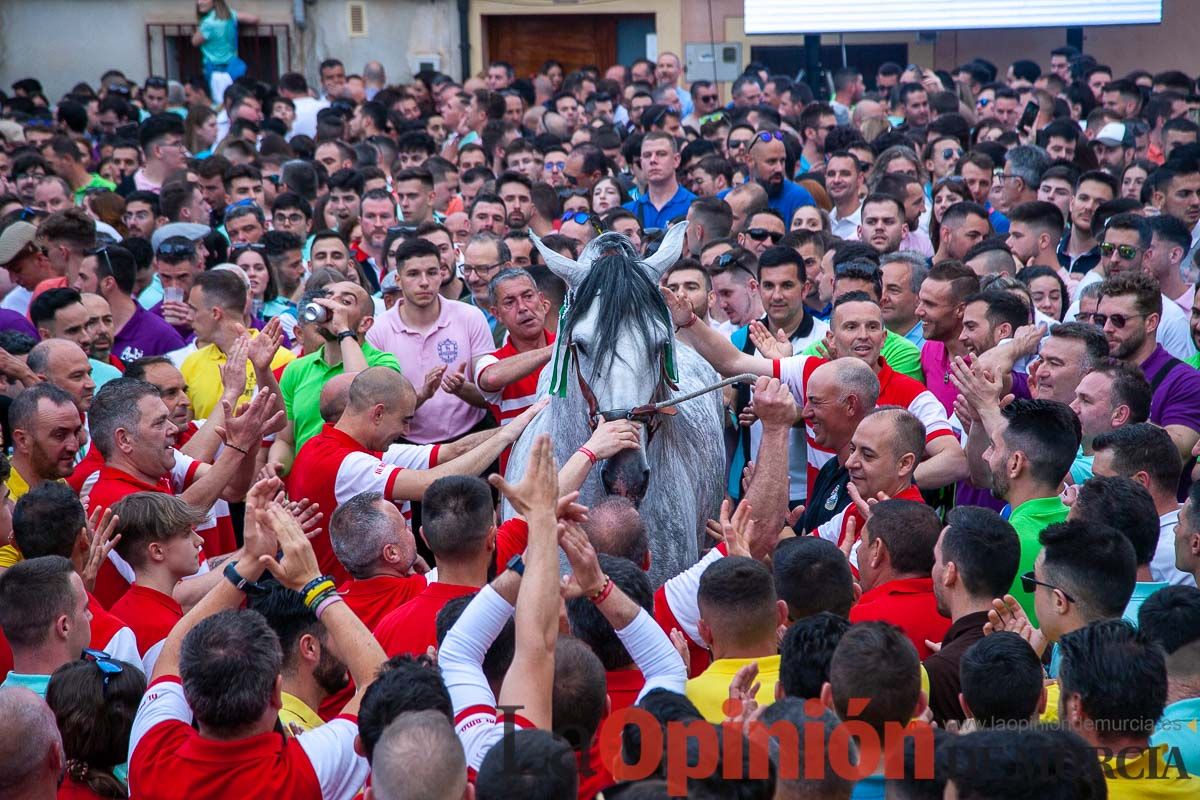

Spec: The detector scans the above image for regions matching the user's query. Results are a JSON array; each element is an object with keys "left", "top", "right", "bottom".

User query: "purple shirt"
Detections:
[
  {"left": 1141, "top": 344, "right": 1200, "bottom": 431},
  {"left": 0, "top": 309, "right": 38, "bottom": 340},
  {"left": 114, "top": 303, "right": 186, "bottom": 364},
  {"left": 366, "top": 298, "right": 496, "bottom": 444}
]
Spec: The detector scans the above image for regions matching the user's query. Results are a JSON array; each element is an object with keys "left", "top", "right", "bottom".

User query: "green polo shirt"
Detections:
[
  {"left": 280, "top": 341, "right": 400, "bottom": 450},
  {"left": 1007, "top": 495, "right": 1070, "bottom": 626},
  {"left": 802, "top": 329, "right": 924, "bottom": 383},
  {"left": 73, "top": 173, "right": 117, "bottom": 204}
]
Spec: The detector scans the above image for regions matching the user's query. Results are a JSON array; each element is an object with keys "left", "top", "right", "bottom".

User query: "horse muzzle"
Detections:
[{"left": 601, "top": 447, "right": 650, "bottom": 506}]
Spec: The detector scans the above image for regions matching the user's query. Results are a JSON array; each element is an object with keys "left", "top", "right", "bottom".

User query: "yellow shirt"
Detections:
[
  {"left": 279, "top": 691, "right": 324, "bottom": 735},
  {"left": 181, "top": 331, "right": 295, "bottom": 420},
  {"left": 0, "top": 469, "right": 54, "bottom": 568},
  {"left": 1102, "top": 744, "right": 1198, "bottom": 798},
  {"left": 686, "top": 654, "right": 781, "bottom": 723}
]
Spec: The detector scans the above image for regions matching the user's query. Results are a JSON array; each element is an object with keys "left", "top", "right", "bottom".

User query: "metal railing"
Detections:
[{"left": 145, "top": 23, "right": 292, "bottom": 84}]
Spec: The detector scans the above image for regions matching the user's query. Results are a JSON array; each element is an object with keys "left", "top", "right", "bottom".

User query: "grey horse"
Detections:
[{"left": 500, "top": 223, "right": 725, "bottom": 586}]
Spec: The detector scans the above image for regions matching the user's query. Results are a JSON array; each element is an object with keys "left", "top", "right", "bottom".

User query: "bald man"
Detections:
[
  {"left": 27, "top": 339, "right": 95, "bottom": 414},
  {"left": 0, "top": 687, "right": 63, "bottom": 800},
  {"left": 583, "top": 496, "right": 650, "bottom": 569},
  {"left": 287, "top": 367, "right": 543, "bottom": 582},
  {"left": 271, "top": 280, "right": 400, "bottom": 477}
]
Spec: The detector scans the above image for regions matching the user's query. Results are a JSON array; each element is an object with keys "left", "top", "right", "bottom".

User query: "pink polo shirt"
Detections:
[{"left": 366, "top": 297, "right": 496, "bottom": 443}]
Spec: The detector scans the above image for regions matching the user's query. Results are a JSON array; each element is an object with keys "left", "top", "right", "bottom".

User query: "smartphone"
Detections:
[{"left": 1017, "top": 101, "right": 1040, "bottom": 134}]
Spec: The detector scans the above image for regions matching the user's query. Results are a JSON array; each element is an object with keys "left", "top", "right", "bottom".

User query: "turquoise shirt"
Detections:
[
  {"left": 90, "top": 357, "right": 123, "bottom": 390},
  {"left": 1152, "top": 697, "right": 1200, "bottom": 778},
  {"left": 138, "top": 273, "right": 164, "bottom": 310},
  {"left": 1123, "top": 581, "right": 1170, "bottom": 627},
  {"left": 1070, "top": 446, "right": 1094, "bottom": 485},
  {"left": 1, "top": 672, "right": 51, "bottom": 697},
  {"left": 198, "top": 10, "right": 239, "bottom": 66}
]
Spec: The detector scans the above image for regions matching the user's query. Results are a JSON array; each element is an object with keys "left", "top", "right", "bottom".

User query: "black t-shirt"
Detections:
[{"left": 802, "top": 456, "right": 850, "bottom": 532}]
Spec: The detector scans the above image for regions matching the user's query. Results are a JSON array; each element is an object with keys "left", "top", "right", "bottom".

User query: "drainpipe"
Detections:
[
  {"left": 457, "top": 0, "right": 470, "bottom": 81},
  {"left": 294, "top": 0, "right": 307, "bottom": 29}
]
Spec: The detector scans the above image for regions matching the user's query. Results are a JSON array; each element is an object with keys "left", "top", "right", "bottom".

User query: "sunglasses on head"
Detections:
[
  {"left": 17, "top": 206, "right": 46, "bottom": 221},
  {"left": 561, "top": 211, "right": 596, "bottom": 226},
  {"left": 1019, "top": 570, "right": 1075, "bottom": 603},
  {"left": 745, "top": 227, "right": 782, "bottom": 243},
  {"left": 1099, "top": 242, "right": 1140, "bottom": 259},
  {"left": 230, "top": 242, "right": 266, "bottom": 255},
  {"left": 157, "top": 241, "right": 197, "bottom": 258},
  {"left": 752, "top": 131, "right": 785, "bottom": 146},
  {"left": 82, "top": 648, "right": 124, "bottom": 696},
  {"left": 713, "top": 252, "right": 756, "bottom": 278},
  {"left": 224, "top": 198, "right": 258, "bottom": 216},
  {"left": 1091, "top": 312, "right": 1144, "bottom": 329},
  {"left": 87, "top": 245, "right": 114, "bottom": 274}
]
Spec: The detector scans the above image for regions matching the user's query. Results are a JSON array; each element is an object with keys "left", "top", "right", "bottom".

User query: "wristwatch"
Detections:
[
  {"left": 336, "top": 330, "right": 357, "bottom": 342},
  {"left": 506, "top": 554, "right": 525, "bottom": 576},
  {"left": 223, "top": 562, "right": 268, "bottom": 596}
]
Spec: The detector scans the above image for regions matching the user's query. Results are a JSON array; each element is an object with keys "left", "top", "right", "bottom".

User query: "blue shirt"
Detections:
[
  {"left": 623, "top": 184, "right": 696, "bottom": 229},
  {"left": 766, "top": 179, "right": 816, "bottom": 229},
  {"left": 900, "top": 321, "right": 926, "bottom": 349},
  {"left": 1, "top": 672, "right": 50, "bottom": 697},
  {"left": 90, "top": 357, "right": 122, "bottom": 390},
  {"left": 1124, "top": 581, "right": 1170, "bottom": 626},
  {"left": 1152, "top": 697, "right": 1200, "bottom": 778},
  {"left": 988, "top": 206, "right": 1009, "bottom": 234}
]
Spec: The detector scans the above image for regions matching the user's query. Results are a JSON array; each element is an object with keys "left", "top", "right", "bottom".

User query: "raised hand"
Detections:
[
  {"left": 658, "top": 285, "right": 694, "bottom": 327},
  {"left": 256, "top": 504, "right": 322, "bottom": 589},
  {"left": 220, "top": 335, "right": 251, "bottom": 404},
  {"left": 440, "top": 362, "right": 468, "bottom": 396},
  {"left": 749, "top": 377, "right": 797, "bottom": 430},
  {"left": 489, "top": 433, "right": 558, "bottom": 518},
  {"left": 839, "top": 514, "right": 861, "bottom": 561},
  {"left": 80, "top": 507, "right": 120, "bottom": 593},
  {"left": 416, "top": 365, "right": 447, "bottom": 406},
  {"left": 718, "top": 497, "right": 755, "bottom": 559},
  {"left": 558, "top": 519, "right": 606, "bottom": 599},
  {"left": 748, "top": 320, "right": 793, "bottom": 360},
  {"left": 247, "top": 318, "right": 284, "bottom": 374},
  {"left": 983, "top": 594, "right": 1047, "bottom": 657}
]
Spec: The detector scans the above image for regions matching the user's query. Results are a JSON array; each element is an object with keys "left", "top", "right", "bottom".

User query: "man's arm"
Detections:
[
  {"left": 1165, "top": 425, "right": 1200, "bottom": 464},
  {"left": 185, "top": 390, "right": 286, "bottom": 504},
  {"left": 659, "top": 286, "right": 771, "bottom": 378},
  {"left": 182, "top": 340, "right": 251, "bottom": 462},
  {"left": 476, "top": 346, "right": 553, "bottom": 394},
  {"left": 560, "top": 521, "right": 687, "bottom": 699},
  {"left": 491, "top": 434, "right": 560, "bottom": 730},
  {"left": 741, "top": 377, "right": 794, "bottom": 556},
  {"left": 266, "top": 418, "right": 296, "bottom": 478},
  {"left": 431, "top": 427, "right": 502, "bottom": 465},
  {"left": 388, "top": 398, "right": 546, "bottom": 501},
  {"left": 312, "top": 297, "right": 369, "bottom": 374},
  {"left": 257, "top": 505, "right": 387, "bottom": 718},
  {"left": 914, "top": 436, "right": 969, "bottom": 489},
  {"left": 557, "top": 420, "right": 642, "bottom": 495}
]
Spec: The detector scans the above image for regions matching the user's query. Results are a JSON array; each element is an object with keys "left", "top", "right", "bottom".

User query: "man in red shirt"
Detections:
[
  {"left": 109, "top": 493, "right": 208, "bottom": 675},
  {"left": 128, "top": 504, "right": 387, "bottom": 800},
  {"left": 849, "top": 497, "right": 951, "bottom": 660},
  {"left": 84, "top": 377, "right": 283, "bottom": 607},
  {"left": 287, "top": 366, "right": 541, "bottom": 584},
  {"left": 476, "top": 268, "right": 554, "bottom": 430}
]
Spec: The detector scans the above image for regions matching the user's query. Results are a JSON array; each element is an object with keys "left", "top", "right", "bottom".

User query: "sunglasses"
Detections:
[
  {"left": 224, "top": 198, "right": 259, "bottom": 216},
  {"left": 751, "top": 131, "right": 785, "bottom": 147},
  {"left": 561, "top": 211, "right": 595, "bottom": 226},
  {"left": 87, "top": 245, "right": 115, "bottom": 274},
  {"left": 82, "top": 648, "right": 124, "bottom": 696},
  {"left": 643, "top": 106, "right": 671, "bottom": 129},
  {"left": 1092, "top": 312, "right": 1145, "bottom": 329},
  {"left": 1099, "top": 242, "right": 1140, "bottom": 259},
  {"left": 697, "top": 94, "right": 719, "bottom": 103},
  {"left": 157, "top": 241, "right": 197, "bottom": 257},
  {"left": 745, "top": 227, "right": 782, "bottom": 244},
  {"left": 1019, "top": 570, "right": 1076, "bottom": 603},
  {"left": 941, "top": 148, "right": 964, "bottom": 160},
  {"left": 544, "top": 161, "right": 566, "bottom": 172},
  {"left": 712, "top": 252, "right": 756, "bottom": 278}
]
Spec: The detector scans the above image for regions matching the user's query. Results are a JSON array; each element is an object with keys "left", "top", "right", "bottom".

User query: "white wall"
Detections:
[{"left": 0, "top": 0, "right": 458, "bottom": 101}]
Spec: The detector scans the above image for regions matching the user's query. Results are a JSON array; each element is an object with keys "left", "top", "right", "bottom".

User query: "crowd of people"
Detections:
[{"left": 1, "top": 14, "right": 1200, "bottom": 797}]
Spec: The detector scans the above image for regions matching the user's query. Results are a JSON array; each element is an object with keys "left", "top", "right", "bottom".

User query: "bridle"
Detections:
[{"left": 569, "top": 341, "right": 679, "bottom": 437}]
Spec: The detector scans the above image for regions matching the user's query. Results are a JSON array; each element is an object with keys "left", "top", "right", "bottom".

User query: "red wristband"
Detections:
[
  {"left": 676, "top": 312, "right": 699, "bottom": 332},
  {"left": 590, "top": 576, "right": 614, "bottom": 604},
  {"left": 577, "top": 446, "right": 598, "bottom": 465}
]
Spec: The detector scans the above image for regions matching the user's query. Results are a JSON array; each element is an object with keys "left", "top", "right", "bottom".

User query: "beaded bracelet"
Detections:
[{"left": 589, "top": 576, "right": 614, "bottom": 605}]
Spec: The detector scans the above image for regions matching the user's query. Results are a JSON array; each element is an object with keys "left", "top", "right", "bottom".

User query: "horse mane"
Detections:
[{"left": 563, "top": 233, "right": 671, "bottom": 381}]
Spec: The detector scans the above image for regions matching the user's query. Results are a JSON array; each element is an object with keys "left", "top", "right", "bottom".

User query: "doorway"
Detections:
[{"left": 484, "top": 14, "right": 655, "bottom": 79}]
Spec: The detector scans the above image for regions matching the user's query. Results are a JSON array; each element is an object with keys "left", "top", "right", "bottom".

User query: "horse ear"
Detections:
[
  {"left": 641, "top": 221, "right": 689, "bottom": 280},
  {"left": 529, "top": 230, "right": 589, "bottom": 288}
]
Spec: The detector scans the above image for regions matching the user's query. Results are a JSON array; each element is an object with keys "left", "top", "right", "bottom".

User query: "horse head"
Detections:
[{"left": 530, "top": 223, "right": 689, "bottom": 504}]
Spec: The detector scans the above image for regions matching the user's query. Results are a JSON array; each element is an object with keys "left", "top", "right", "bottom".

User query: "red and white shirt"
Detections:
[
  {"left": 773, "top": 356, "right": 956, "bottom": 496},
  {"left": 287, "top": 424, "right": 438, "bottom": 584},
  {"left": 477, "top": 331, "right": 553, "bottom": 471},
  {"left": 109, "top": 585, "right": 183, "bottom": 676},
  {"left": 812, "top": 483, "right": 927, "bottom": 574},
  {"left": 129, "top": 676, "right": 367, "bottom": 800},
  {"left": 82, "top": 454, "right": 211, "bottom": 609}
]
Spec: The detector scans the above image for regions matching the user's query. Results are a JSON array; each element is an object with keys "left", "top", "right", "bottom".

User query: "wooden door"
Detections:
[{"left": 484, "top": 14, "right": 620, "bottom": 80}]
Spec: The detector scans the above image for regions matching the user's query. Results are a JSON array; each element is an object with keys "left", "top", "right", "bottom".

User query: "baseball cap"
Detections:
[
  {"left": 0, "top": 221, "right": 39, "bottom": 267},
  {"left": 1095, "top": 122, "right": 1133, "bottom": 148},
  {"left": 150, "top": 222, "right": 210, "bottom": 252},
  {"left": 381, "top": 270, "right": 400, "bottom": 293}
]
